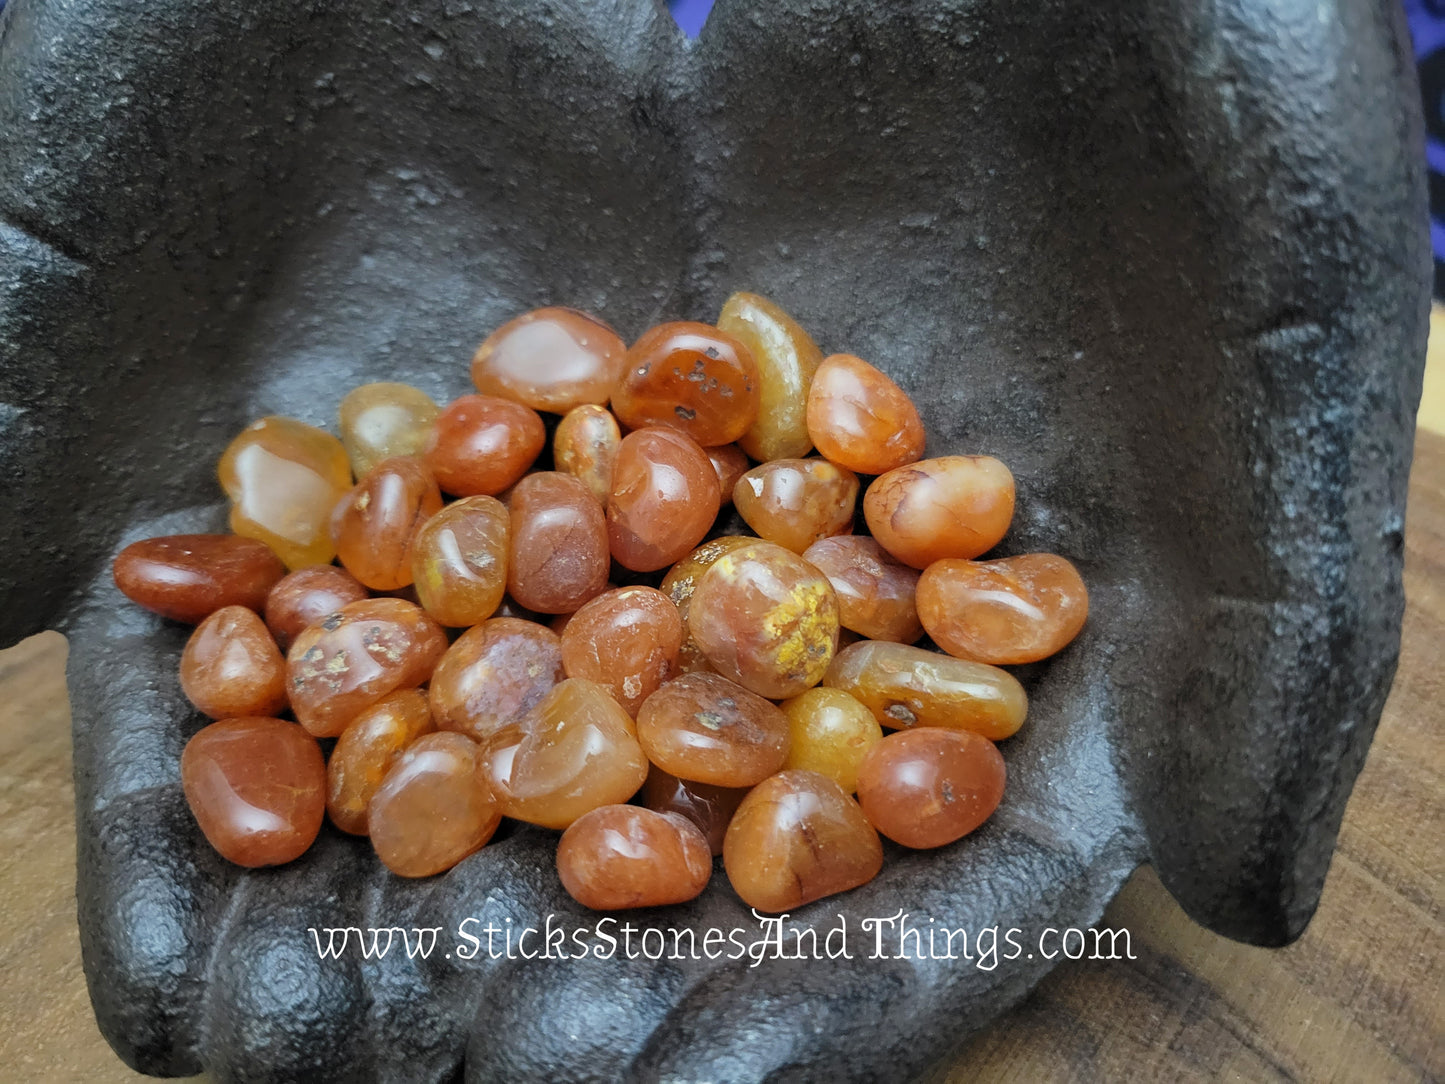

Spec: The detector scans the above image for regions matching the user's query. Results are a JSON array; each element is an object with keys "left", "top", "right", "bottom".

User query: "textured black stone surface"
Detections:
[{"left": 0, "top": 0, "right": 1429, "bottom": 1080}]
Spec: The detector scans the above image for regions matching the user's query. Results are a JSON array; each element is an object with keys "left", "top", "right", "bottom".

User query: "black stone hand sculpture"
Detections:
[{"left": 0, "top": 0, "right": 1428, "bottom": 1080}]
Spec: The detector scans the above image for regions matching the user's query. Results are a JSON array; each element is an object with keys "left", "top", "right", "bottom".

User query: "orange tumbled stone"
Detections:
[
  {"left": 409, "top": 495, "right": 510, "bottom": 627},
  {"left": 801, "top": 536, "right": 923, "bottom": 644},
  {"left": 636, "top": 672, "right": 790, "bottom": 788},
  {"left": 326, "top": 689, "right": 436, "bottom": 835},
  {"left": 805, "top": 354, "right": 925, "bottom": 474},
  {"left": 553, "top": 404, "right": 621, "bottom": 505},
  {"left": 780, "top": 686, "right": 883, "bottom": 794},
  {"left": 263, "top": 565, "right": 369, "bottom": 651},
  {"left": 560, "top": 586, "right": 683, "bottom": 715},
  {"left": 823, "top": 640, "right": 1027, "bottom": 741},
  {"left": 723, "top": 769, "right": 883, "bottom": 913},
  {"left": 484, "top": 679, "right": 649, "bottom": 829},
  {"left": 856, "top": 728, "right": 1006, "bottom": 848},
  {"left": 717, "top": 291, "right": 823, "bottom": 462},
  {"left": 423, "top": 394, "right": 545, "bottom": 496},
  {"left": 506, "top": 472, "right": 610, "bottom": 614},
  {"left": 286, "top": 598, "right": 447, "bottom": 737},
  {"left": 179, "top": 605, "right": 288, "bottom": 719},
  {"left": 557, "top": 806, "right": 712, "bottom": 910},
  {"left": 113, "top": 534, "right": 285, "bottom": 625},
  {"left": 863, "top": 455, "right": 1015, "bottom": 569},
  {"left": 338, "top": 382, "right": 439, "bottom": 479},
  {"left": 916, "top": 554, "right": 1089, "bottom": 665},
  {"left": 706, "top": 443, "right": 751, "bottom": 506},
  {"left": 688, "top": 541, "right": 840, "bottom": 699},
  {"left": 732, "top": 457, "right": 858, "bottom": 553},
  {"left": 606, "top": 427, "right": 720, "bottom": 572},
  {"left": 659, "top": 535, "right": 755, "bottom": 674},
  {"left": 428, "top": 618, "right": 565, "bottom": 742},
  {"left": 219, "top": 416, "right": 354, "bottom": 570},
  {"left": 471, "top": 307, "right": 627, "bottom": 413},
  {"left": 181, "top": 717, "right": 325, "bottom": 867},
  {"left": 640, "top": 765, "right": 748, "bottom": 855},
  {"left": 612, "top": 321, "right": 760, "bottom": 446},
  {"left": 368, "top": 731, "right": 501, "bottom": 877},
  {"left": 330, "top": 456, "right": 442, "bottom": 591}
]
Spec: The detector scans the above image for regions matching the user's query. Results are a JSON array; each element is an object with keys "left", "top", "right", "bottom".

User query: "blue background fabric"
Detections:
[{"left": 1406, "top": 0, "right": 1445, "bottom": 293}]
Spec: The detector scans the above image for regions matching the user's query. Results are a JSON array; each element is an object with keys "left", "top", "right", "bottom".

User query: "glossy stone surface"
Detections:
[
  {"left": 553, "top": 404, "right": 621, "bottom": 505},
  {"left": 606, "top": 427, "right": 721, "bottom": 572},
  {"left": 557, "top": 805, "right": 712, "bottom": 910},
  {"left": 560, "top": 586, "right": 683, "bottom": 715},
  {"left": 917, "top": 554, "right": 1090, "bottom": 665},
  {"left": 338, "top": 382, "right": 440, "bottom": 480},
  {"left": 824, "top": 640, "right": 1027, "bottom": 741},
  {"left": 864, "top": 455, "right": 1016, "bottom": 569},
  {"left": 423, "top": 394, "right": 546, "bottom": 497},
  {"left": 732, "top": 457, "right": 858, "bottom": 553},
  {"left": 780, "top": 687, "right": 883, "bottom": 793},
  {"left": 112, "top": 534, "right": 285, "bottom": 624},
  {"left": 484, "top": 678, "right": 649, "bottom": 829},
  {"left": 612, "top": 321, "right": 760, "bottom": 446},
  {"left": 805, "top": 353, "right": 926, "bottom": 475},
  {"left": 180, "top": 717, "right": 325, "bottom": 868},
  {"left": 688, "top": 540, "right": 840, "bottom": 699},
  {"left": 706, "top": 443, "right": 750, "bottom": 505},
  {"left": 368, "top": 731, "right": 500, "bottom": 878},
  {"left": 856, "top": 728, "right": 1006, "bottom": 849},
  {"left": 218, "top": 416, "right": 354, "bottom": 570},
  {"left": 506, "top": 471, "right": 610, "bottom": 614},
  {"left": 802, "top": 535, "right": 923, "bottom": 644},
  {"left": 428, "top": 618, "right": 565, "bottom": 743},
  {"left": 717, "top": 290, "right": 824, "bottom": 462},
  {"left": 409, "top": 495, "right": 510, "bottom": 628},
  {"left": 636, "top": 671, "right": 790, "bottom": 788},
  {"left": 286, "top": 598, "right": 447, "bottom": 738},
  {"left": 262, "top": 565, "right": 369, "bottom": 652},
  {"left": 723, "top": 769, "right": 883, "bottom": 913},
  {"left": 640, "top": 765, "right": 748, "bottom": 856},
  {"left": 326, "top": 689, "right": 435, "bottom": 836},
  {"left": 330, "top": 456, "right": 442, "bottom": 591},
  {"left": 471, "top": 306, "right": 626, "bottom": 413},
  {"left": 178, "top": 605, "right": 288, "bottom": 719},
  {"left": 660, "top": 535, "right": 756, "bottom": 674}
]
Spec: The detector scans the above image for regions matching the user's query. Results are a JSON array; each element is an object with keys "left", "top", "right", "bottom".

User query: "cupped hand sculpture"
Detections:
[{"left": 0, "top": 0, "right": 1428, "bottom": 1080}]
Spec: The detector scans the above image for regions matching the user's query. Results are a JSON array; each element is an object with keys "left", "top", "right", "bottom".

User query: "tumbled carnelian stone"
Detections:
[
  {"left": 636, "top": 671, "right": 790, "bottom": 788},
  {"left": 409, "top": 495, "right": 509, "bottom": 628},
  {"left": 557, "top": 805, "right": 712, "bottom": 910},
  {"left": 338, "top": 382, "right": 440, "bottom": 480},
  {"left": 640, "top": 765, "right": 748, "bottom": 855},
  {"left": 484, "top": 678, "right": 649, "bottom": 829},
  {"left": 855, "top": 728, "right": 1006, "bottom": 848},
  {"left": 780, "top": 686, "right": 883, "bottom": 794},
  {"left": 723, "top": 769, "right": 883, "bottom": 913},
  {"left": 368, "top": 731, "right": 501, "bottom": 877},
  {"left": 560, "top": 586, "right": 683, "bottom": 715},
  {"left": 805, "top": 354, "right": 926, "bottom": 475},
  {"left": 660, "top": 535, "right": 756, "bottom": 674},
  {"left": 181, "top": 717, "right": 325, "bottom": 867},
  {"left": 428, "top": 617, "right": 565, "bottom": 742},
  {"left": 688, "top": 540, "right": 840, "bottom": 699},
  {"left": 717, "top": 291, "right": 824, "bottom": 462},
  {"left": 863, "top": 455, "right": 1015, "bottom": 569},
  {"left": 612, "top": 321, "right": 761, "bottom": 447},
  {"left": 706, "top": 443, "right": 750, "bottom": 506},
  {"left": 553, "top": 404, "right": 621, "bottom": 505},
  {"left": 330, "top": 456, "right": 442, "bottom": 591},
  {"left": 286, "top": 598, "right": 447, "bottom": 738},
  {"left": 607, "top": 427, "right": 721, "bottom": 572},
  {"left": 423, "top": 394, "right": 545, "bottom": 496},
  {"left": 113, "top": 534, "right": 285, "bottom": 624},
  {"left": 732, "top": 458, "right": 858, "bottom": 554},
  {"left": 916, "top": 553, "right": 1089, "bottom": 665},
  {"left": 471, "top": 307, "right": 627, "bottom": 414},
  {"left": 506, "top": 471, "right": 610, "bottom": 614},
  {"left": 263, "top": 565, "right": 370, "bottom": 651},
  {"left": 326, "top": 688, "right": 436, "bottom": 835},
  {"left": 179, "top": 605, "right": 288, "bottom": 719},
  {"left": 823, "top": 640, "right": 1027, "bottom": 741},
  {"left": 801, "top": 536, "right": 923, "bottom": 644},
  {"left": 219, "top": 416, "right": 354, "bottom": 570}
]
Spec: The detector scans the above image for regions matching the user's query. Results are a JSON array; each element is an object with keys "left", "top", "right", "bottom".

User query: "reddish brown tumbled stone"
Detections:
[
  {"left": 855, "top": 728, "right": 1006, "bottom": 848},
  {"left": 263, "top": 565, "right": 370, "bottom": 652},
  {"left": 635, "top": 672, "right": 790, "bottom": 788},
  {"left": 706, "top": 443, "right": 751, "bottom": 506},
  {"left": 640, "top": 765, "right": 748, "bottom": 856},
  {"left": 732, "top": 457, "right": 858, "bottom": 553},
  {"left": 113, "top": 534, "right": 285, "bottom": 624},
  {"left": 606, "top": 427, "right": 721, "bottom": 572},
  {"left": 506, "top": 472, "right": 610, "bottom": 614},
  {"left": 326, "top": 689, "right": 436, "bottom": 835},
  {"left": 329, "top": 456, "right": 442, "bottom": 591},
  {"left": 559, "top": 586, "right": 683, "bottom": 715},
  {"left": 801, "top": 536, "right": 923, "bottom": 644},
  {"left": 805, "top": 353, "right": 925, "bottom": 475},
  {"left": 179, "top": 605, "right": 288, "bottom": 719},
  {"left": 428, "top": 618, "right": 565, "bottom": 742},
  {"left": 557, "top": 806, "right": 712, "bottom": 910},
  {"left": 612, "top": 321, "right": 761, "bottom": 446},
  {"left": 471, "top": 307, "right": 627, "bottom": 414},
  {"left": 553, "top": 404, "right": 621, "bottom": 505},
  {"left": 863, "top": 455, "right": 1015, "bottom": 569},
  {"left": 409, "top": 495, "right": 510, "bottom": 628},
  {"left": 423, "top": 394, "right": 546, "bottom": 497}
]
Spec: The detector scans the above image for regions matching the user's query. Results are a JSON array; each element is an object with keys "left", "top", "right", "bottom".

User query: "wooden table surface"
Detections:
[{"left": 2, "top": 328, "right": 1441, "bottom": 1084}]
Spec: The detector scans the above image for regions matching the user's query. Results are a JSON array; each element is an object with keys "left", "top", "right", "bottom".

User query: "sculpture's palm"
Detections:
[{"left": 0, "top": 0, "right": 1426, "bottom": 1079}]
